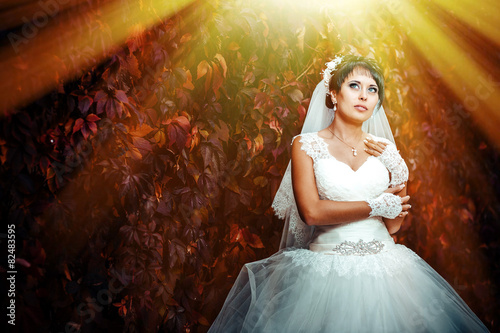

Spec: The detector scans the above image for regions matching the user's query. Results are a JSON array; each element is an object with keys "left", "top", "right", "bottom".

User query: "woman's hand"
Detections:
[
  {"left": 366, "top": 184, "right": 410, "bottom": 219},
  {"left": 384, "top": 184, "right": 410, "bottom": 218},
  {"left": 379, "top": 183, "right": 410, "bottom": 234},
  {"left": 363, "top": 136, "right": 388, "bottom": 157}
]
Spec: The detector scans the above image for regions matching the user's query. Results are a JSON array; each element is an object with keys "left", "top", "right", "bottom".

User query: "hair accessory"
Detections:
[{"left": 322, "top": 55, "right": 344, "bottom": 89}]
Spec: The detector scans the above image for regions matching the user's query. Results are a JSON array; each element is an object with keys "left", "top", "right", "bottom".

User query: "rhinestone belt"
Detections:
[{"left": 330, "top": 239, "right": 385, "bottom": 256}]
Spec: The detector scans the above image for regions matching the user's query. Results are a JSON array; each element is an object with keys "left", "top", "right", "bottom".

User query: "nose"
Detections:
[{"left": 359, "top": 90, "right": 367, "bottom": 101}]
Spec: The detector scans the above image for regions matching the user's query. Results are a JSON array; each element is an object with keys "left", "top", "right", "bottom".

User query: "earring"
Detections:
[{"left": 330, "top": 94, "right": 337, "bottom": 111}]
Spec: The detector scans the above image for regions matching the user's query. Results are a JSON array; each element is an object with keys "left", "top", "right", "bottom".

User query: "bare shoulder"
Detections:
[{"left": 317, "top": 128, "right": 331, "bottom": 139}]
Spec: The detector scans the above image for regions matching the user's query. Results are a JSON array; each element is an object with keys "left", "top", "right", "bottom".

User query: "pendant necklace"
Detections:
[{"left": 327, "top": 127, "right": 360, "bottom": 157}]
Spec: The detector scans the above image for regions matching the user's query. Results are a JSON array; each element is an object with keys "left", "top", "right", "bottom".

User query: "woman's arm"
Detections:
[
  {"left": 363, "top": 137, "right": 410, "bottom": 234},
  {"left": 291, "top": 138, "right": 408, "bottom": 226}
]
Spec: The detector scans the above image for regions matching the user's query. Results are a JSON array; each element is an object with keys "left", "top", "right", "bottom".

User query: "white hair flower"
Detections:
[{"left": 322, "top": 55, "right": 344, "bottom": 89}]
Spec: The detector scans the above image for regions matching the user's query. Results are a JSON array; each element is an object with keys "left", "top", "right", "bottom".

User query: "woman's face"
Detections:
[{"left": 331, "top": 67, "right": 379, "bottom": 124}]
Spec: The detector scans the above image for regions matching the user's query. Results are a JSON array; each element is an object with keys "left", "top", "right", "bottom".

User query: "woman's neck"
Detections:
[{"left": 327, "top": 118, "right": 364, "bottom": 142}]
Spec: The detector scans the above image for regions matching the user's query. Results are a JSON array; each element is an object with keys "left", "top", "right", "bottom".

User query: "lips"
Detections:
[{"left": 354, "top": 105, "right": 368, "bottom": 111}]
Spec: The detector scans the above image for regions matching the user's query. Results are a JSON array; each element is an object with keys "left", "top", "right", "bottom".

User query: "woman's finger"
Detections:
[
  {"left": 384, "top": 184, "right": 405, "bottom": 194},
  {"left": 364, "top": 147, "right": 381, "bottom": 157},
  {"left": 364, "top": 138, "right": 386, "bottom": 154},
  {"left": 363, "top": 140, "right": 384, "bottom": 154},
  {"left": 367, "top": 137, "right": 388, "bottom": 148}
]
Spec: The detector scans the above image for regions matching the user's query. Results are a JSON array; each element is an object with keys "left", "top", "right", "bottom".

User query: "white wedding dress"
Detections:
[{"left": 208, "top": 132, "right": 489, "bottom": 333}]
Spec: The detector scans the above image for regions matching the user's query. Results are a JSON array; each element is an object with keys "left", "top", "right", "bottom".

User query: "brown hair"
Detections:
[{"left": 325, "top": 55, "right": 385, "bottom": 109}]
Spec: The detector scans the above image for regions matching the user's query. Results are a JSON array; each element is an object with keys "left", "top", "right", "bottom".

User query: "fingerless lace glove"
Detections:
[
  {"left": 376, "top": 142, "right": 409, "bottom": 186},
  {"left": 366, "top": 193, "right": 402, "bottom": 219}
]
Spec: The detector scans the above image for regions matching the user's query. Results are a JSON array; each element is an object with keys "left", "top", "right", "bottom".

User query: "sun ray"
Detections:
[
  {"left": 432, "top": 0, "right": 500, "bottom": 46},
  {"left": 391, "top": 0, "right": 500, "bottom": 147},
  {"left": 0, "top": 0, "right": 195, "bottom": 115}
]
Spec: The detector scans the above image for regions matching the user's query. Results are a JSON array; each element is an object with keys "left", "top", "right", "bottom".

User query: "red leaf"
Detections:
[
  {"left": 40, "top": 156, "right": 50, "bottom": 172},
  {"left": 106, "top": 99, "right": 115, "bottom": 119},
  {"left": 86, "top": 114, "right": 100, "bottom": 122},
  {"left": 242, "top": 229, "right": 265, "bottom": 248},
  {"left": 81, "top": 125, "right": 90, "bottom": 139},
  {"left": 200, "top": 143, "right": 224, "bottom": 175},
  {"left": 115, "top": 90, "right": 129, "bottom": 103},
  {"left": 87, "top": 122, "right": 97, "bottom": 134},
  {"left": 254, "top": 92, "right": 268, "bottom": 109},
  {"left": 73, "top": 118, "right": 84, "bottom": 133},
  {"left": 167, "top": 123, "right": 188, "bottom": 150},
  {"left": 174, "top": 116, "right": 190, "bottom": 132},
  {"left": 79, "top": 96, "right": 93, "bottom": 115},
  {"left": 169, "top": 239, "right": 186, "bottom": 267},
  {"left": 229, "top": 224, "right": 242, "bottom": 244},
  {"left": 15, "top": 258, "right": 31, "bottom": 268},
  {"left": 114, "top": 99, "right": 123, "bottom": 118},
  {"left": 94, "top": 90, "right": 107, "bottom": 102},
  {"left": 132, "top": 137, "right": 152, "bottom": 152},
  {"left": 298, "top": 104, "right": 306, "bottom": 122},
  {"left": 96, "top": 98, "right": 106, "bottom": 114}
]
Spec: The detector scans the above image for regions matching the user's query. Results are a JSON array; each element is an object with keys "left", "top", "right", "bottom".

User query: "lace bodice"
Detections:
[
  {"left": 295, "top": 132, "right": 394, "bottom": 252},
  {"left": 297, "top": 132, "right": 390, "bottom": 202},
  {"left": 277, "top": 132, "right": 414, "bottom": 277}
]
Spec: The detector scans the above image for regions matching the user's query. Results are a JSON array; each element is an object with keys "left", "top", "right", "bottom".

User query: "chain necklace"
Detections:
[{"left": 327, "top": 127, "right": 361, "bottom": 157}]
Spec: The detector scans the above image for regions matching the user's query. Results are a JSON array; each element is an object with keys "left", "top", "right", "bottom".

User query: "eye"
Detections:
[
  {"left": 368, "top": 87, "right": 378, "bottom": 93},
  {"left": 349, "top": 83, "right": 360, "bottom": 89}
]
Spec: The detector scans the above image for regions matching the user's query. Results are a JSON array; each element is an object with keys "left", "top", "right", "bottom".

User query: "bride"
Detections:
[{"left": 208, "top": 55, "right": 489, "bottom": 332}]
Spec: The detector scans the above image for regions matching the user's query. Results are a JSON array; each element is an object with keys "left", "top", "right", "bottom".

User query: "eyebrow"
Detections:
[{"left": 347, "top": 79, "right": 378, "bottom": 87}]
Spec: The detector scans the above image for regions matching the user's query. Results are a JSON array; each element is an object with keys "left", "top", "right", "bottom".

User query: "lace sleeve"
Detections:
[
  {"left": 373, "top": 137, "right": 409, "bottom": 186},
  {"left": 296, "top": 132, "right": 329, "bottom": 162}
]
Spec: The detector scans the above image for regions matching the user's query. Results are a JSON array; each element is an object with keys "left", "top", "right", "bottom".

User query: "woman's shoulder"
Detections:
[
  {"left": 291, "top": 132, "right": 319, "bottom": 145},
  {"left": 291, "top": 132, "right": 329, "bottom": 161}
]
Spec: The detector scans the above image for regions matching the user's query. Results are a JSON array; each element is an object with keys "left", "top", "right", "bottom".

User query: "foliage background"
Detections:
[{"left": 1, "top": 0, "right": 499, "bottom": 332}]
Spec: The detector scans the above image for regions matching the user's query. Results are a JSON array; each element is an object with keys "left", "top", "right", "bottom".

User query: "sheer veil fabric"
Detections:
[{"left": 272, "top": 79, "right": 396, "bottom": 249}]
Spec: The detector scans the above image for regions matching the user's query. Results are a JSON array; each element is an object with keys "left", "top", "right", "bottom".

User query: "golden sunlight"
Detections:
[
  {"left": 393, "top": 0, "right": 500, "bottom": 146},
  {"left": 0, "top": 0, "right": 194, "bottom": 115}
]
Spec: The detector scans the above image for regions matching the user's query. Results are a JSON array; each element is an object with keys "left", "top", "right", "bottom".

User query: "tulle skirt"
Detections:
[{"left": 208, "top": 244, "right": 489, "bottom": 333}]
